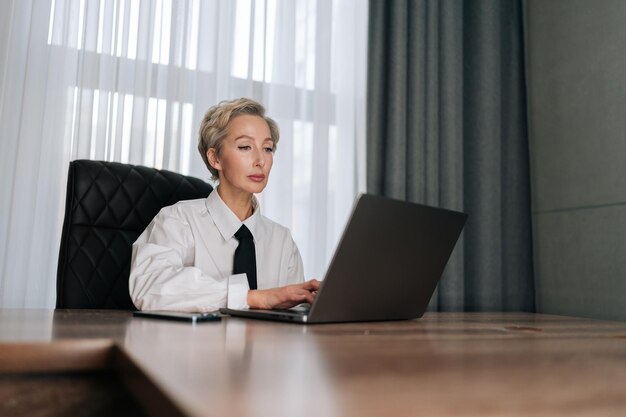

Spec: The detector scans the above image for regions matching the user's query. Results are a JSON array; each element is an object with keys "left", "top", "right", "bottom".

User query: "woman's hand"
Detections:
[{"left": 247, "top": 279, "right": 321, "bottom": 310}]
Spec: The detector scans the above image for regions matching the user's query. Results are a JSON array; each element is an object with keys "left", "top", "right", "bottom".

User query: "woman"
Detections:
[{"left": 129, "top": 98, "right": 319, "bottom": 312}]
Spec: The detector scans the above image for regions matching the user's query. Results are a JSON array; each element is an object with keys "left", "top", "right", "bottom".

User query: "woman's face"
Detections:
[{"left": 209, "top": 114, "right": 274, "bottom": 195}]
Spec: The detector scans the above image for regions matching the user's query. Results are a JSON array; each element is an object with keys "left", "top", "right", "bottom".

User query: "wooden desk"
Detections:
[{"left": 1, "top": 310, "right": 626, "bottom": 416}]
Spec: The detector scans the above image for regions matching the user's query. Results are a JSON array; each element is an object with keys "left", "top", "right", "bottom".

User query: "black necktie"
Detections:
[{"left": 233, "top": 225, "right": 257, "bottom": 290}]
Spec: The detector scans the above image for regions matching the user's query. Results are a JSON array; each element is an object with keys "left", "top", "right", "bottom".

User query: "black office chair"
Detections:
[{"left": 56, "top": 160, "right": 213, "bottom": 309}]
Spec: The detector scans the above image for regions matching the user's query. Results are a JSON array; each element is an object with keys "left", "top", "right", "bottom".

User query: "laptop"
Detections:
[{"left": 220, "top": 193, "right": 467, "bottom": 324}]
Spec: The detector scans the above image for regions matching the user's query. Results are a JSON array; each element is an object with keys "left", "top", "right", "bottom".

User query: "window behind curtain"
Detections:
[{"left": 37, "top": 0, "right": 368, "bottom": 284}]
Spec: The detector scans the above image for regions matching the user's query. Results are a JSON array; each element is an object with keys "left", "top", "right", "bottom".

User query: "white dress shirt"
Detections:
[{"left": 129, "top": 190, "right": 305, "bottom": 312}]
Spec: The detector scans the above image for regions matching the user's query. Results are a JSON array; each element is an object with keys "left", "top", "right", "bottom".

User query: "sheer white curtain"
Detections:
[{"left": 0, "top": 0, "right": 368, "bottom": 308}]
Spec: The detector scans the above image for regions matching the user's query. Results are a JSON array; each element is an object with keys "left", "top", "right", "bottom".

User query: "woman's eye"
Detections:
[
  {"left": 238, "top": 146, "right": 251, "bottom": 151},
  {"left": 264, "top": 147, "right": 273, "bottom": 153}
]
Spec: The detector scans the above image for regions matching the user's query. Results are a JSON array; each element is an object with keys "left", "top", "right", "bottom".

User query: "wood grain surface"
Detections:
[{"left": 2, "top": 310, "right": 626, "bottom": 417}]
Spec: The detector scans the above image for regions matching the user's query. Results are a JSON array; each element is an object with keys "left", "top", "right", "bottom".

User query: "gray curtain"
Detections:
[{"left": 367, "top": 0, "right": 534, "bottom": 311}]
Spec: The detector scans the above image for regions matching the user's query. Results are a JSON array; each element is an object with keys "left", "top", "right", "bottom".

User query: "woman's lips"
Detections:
[{"left": 248, "top": 174, "right": 265, "bottom": 182}]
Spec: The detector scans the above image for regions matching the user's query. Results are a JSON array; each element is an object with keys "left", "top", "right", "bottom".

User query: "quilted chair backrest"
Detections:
[{"left": 56, "top": 160, "right": 213, "bottom": 309}]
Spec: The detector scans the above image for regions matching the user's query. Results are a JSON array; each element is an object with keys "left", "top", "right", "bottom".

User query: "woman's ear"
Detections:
[{"left": 207, "top": 148, "right": 221, "bottom": 170}]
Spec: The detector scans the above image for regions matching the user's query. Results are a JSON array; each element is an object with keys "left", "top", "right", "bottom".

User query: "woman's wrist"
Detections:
[
  {"left": 247, "top": 290, "right": 256, "bottom": 308},
  {"left": 247, "top": 289, "right": 264, "bottom": 309}
]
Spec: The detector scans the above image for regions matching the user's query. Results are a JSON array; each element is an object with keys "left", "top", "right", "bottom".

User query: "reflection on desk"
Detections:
[{"left": 2, "top": 310, "right": 626, "bottom": 417}]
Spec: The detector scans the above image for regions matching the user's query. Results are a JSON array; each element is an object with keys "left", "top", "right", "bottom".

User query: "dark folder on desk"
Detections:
[{"left": 221, "top": 193, "right": 467, "bottom": 324}]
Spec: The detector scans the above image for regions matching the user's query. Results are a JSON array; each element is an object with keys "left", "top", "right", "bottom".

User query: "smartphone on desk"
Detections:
[{"left": 133, "top": 310, "right": 222, "bottom": 323}]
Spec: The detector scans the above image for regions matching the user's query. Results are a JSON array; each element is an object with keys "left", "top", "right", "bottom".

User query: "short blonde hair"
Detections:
[{"left": 198, "top": 98, "right": 280, "bottom": 180}]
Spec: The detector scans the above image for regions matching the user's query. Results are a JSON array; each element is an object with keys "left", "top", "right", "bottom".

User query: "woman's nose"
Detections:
[{"left": 254, "top": 148, "right": 265, "bottom": 167}]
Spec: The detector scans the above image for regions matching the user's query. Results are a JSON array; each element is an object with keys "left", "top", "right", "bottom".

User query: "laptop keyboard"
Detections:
[{"left": 272, "top": 304, "right": 310, "bottom": 315}]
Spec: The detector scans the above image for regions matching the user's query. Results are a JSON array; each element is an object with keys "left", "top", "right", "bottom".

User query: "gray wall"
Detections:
[{"left": 526, "top": 0, "right": 626, "bottom": 321}]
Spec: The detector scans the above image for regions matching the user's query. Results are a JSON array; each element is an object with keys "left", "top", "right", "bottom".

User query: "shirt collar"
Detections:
[{"left": 205, "top": 190, "right": 264, "bottom": 242}]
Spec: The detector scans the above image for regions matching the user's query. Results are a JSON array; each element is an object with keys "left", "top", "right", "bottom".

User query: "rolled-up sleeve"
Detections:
[{"left": 129, "top": 211, "right": 244, "bottom": 312}]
